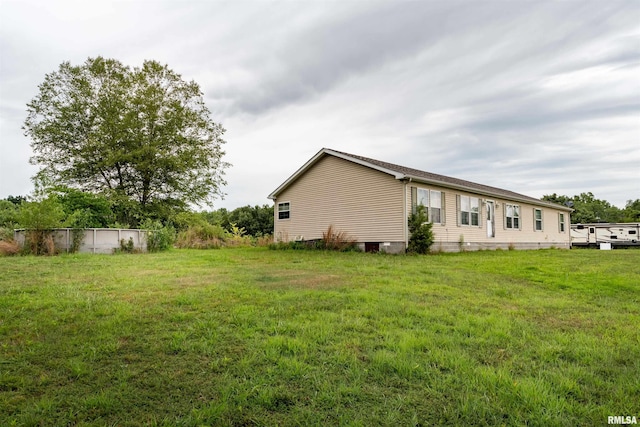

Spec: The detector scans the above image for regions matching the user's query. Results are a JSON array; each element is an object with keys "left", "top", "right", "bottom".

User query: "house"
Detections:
[{"left": 268, "top": 148, "right": 572, "bottom": 253}]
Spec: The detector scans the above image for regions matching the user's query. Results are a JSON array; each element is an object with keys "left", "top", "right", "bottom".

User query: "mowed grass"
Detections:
[{"left": 0, "top": 248, "right": 638, "bottom": 426}]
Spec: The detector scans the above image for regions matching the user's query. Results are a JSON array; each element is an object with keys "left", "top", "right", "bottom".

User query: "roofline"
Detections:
[
  {"left": 268, "top": 148, "right": 404, "bottom": 200},
  {"left": 268, "top": 148, "right": 573, "bottom": 212},
  {"left": 268, "top": 148, "right": 325, "bottom": 200},
  {"left": 402, "top": 174, "right": 573, "bottom": 211},
  {"left": 325, "top": 149, "right": 406, "bottom": 180}
]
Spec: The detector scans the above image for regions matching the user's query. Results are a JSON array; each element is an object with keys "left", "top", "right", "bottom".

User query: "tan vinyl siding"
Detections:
[
  {"left": 274, "top": 155, "right": 405, "bottom": 243},
  {"left": 405, "top": 185, "right": 571, "bottom": 246}
]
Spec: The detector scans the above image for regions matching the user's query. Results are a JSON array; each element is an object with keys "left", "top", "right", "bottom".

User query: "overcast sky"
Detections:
[{"left": 1, "top": 0, "right": 639, "bottom": 209}]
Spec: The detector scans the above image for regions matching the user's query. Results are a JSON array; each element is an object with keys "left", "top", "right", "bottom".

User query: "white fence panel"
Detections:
[{"left": 14, "top": 228, "right": 148, "bottom": 254}]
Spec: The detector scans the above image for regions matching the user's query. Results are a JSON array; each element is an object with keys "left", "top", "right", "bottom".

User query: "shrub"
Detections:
[
  {"left": 226, "top": 204, "right": 274, "bottom": 237},
  {"left": 113, "top": 237, "right": 142, "bottom": 254},
  {"left": 17, "top": 197, "right": 65, "bottom": 230},
  {"left": 0, "top": 227, "right": 14, "bottom": 242},
  {"left": 225, "top": 222, "right": 253, "bottom": 247},
  {"left": 407, "top": 205, "right": 434, "bottom": 254},
  {"left": 54, "top": 187, "right": 114, "bottom": 227},
  {"left": 69, "top": 229, "right": 85, "bottom": 253},
  {"left": 141, "top": 219, "right": 175, "bottom": 252},
  {"left": 16, "top": 197, "right": 66, "bottom": 255}
]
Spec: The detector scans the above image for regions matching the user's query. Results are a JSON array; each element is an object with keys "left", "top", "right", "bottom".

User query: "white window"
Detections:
[
  {"left": 430, "top": 190, "right": 442, "bottom": 224},
  {"left": 460, "top": 195, "right": 480, "bottom": 226},
  {"left": 412, "top": 187, "right": 444, "bottom": 224},
  {"left": 559, "top": 213, "right": 566, "bottom": 232},
  {"left": 505, "top": 204, "right": 520, "bottom": 229},
  {"left": 278, "top": 202, "right": 290, "bottom": 220},
  {"left": 417, "top": 188, "right": 429, "bottom": 208},
  {"left": 534, "top": 208, "right": 543, "bottom": 231}
]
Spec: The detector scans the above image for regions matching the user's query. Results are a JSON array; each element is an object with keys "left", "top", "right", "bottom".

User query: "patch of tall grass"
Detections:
[
  {"left": 0, "top": 240, "right": 20, "bottom": 256},
  {"left": 176, "top": 223, "right": 273, "bottom": 248},
  {"left": 269, "top": 225, "right": 359, "bottom": 251}
]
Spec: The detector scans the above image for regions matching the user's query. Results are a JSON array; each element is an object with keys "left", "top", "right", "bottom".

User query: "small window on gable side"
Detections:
[
  {"left": 278, "top": 202, "right": 290, "bottom": 220},
  {"left": 559, "top": 213, "right": 566, "bottom": 233}
]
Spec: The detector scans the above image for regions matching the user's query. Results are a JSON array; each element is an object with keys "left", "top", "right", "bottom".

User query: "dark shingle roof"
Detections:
[
  {"left": 269, "top": 147, "right": 571, "bottom": 211},
  {"left": 329, "top": 149, "right": 569, "bottom": 210}
]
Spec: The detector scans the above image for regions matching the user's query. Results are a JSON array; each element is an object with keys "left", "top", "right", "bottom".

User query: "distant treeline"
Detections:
[
  {"left": 542, "top": 193, "right": 639, "bottom": 224},
  {"left": 0, "top": 187, "right": 274, "bottom": 241}
]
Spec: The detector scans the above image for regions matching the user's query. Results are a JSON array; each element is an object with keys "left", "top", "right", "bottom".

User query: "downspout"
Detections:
[{"left": 403, "top": 177, "right": 412, "bottom": 250}]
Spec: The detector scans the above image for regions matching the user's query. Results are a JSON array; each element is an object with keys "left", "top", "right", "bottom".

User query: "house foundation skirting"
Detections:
[
  {"left": 356, "top": 242, "right": 406, "bottom": 254},
  {"left": 431, "top": 241, "right": 571, "bottom": 253},
  {"left": 356, "top": 241, "right": 570, "bottom": 254}
]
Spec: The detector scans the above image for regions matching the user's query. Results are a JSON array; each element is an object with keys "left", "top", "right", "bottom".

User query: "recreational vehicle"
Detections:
[{"left": 571, "top": 223, "right": 640, "bottom": 247}]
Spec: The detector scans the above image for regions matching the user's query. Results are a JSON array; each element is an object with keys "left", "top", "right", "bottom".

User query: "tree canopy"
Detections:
[
  {"left": 542, "top": 192, "right": 640, "bottom": 224},
  {"left": 24, "top": 57, "right": 229, "bottom": 223}
]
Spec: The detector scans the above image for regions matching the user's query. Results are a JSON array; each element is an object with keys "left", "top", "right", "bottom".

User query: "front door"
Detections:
[{"left": 486, "top": 201, "right": 495, "bottom": 238}]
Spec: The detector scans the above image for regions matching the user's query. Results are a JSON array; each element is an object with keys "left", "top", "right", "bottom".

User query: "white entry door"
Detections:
[{"left": 486, "top": 201, "right": 495, "bottom": 238}]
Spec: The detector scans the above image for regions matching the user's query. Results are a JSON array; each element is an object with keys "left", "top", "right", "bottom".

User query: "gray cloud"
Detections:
[{"left": 1, "top": 0, "right": 638, "bottom": 209}]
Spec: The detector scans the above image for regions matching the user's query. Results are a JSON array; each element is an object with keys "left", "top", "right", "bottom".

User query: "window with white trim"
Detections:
[
  {"left": 559, "top": 213, "right": 566, "bottom": 232},
  {"left": 505, "top": 204, "right": 520, "bottom": 229},
  {"left": 430, "top": 190, "right": 442, "bottom": 224},
  {"left": 412, "top": 187, "right": 444, "bottom": 224},
  {"left": 278, "top": 202, "right": 290, "bottom": 220},
  {"left": 460, "top": 195, "right": 480, "bottom": 226},
  {"left": 417, "top": 188, "right": 429, "bottom": 208},
  {"left": 534, "top": 208, "right": 543, "bottom": 231}
]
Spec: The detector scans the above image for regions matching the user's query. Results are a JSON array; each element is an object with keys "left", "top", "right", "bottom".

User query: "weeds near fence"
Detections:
[
  {"left": 113, "top": 237, "right": 143, "bottom": 254},
  {"left": 0, "top": 240, "right": 20, "bottom": 256},
  {"left": 22, "top": 230, "right": 58, "bottom": 255},
  {"left": 70, "top": 229, "right": 85, "bottom": 253}
]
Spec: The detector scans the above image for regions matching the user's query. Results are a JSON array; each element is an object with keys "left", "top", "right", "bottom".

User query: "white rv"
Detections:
[{"left": 571, "top": 223, "right": 640, "bottom": 247}]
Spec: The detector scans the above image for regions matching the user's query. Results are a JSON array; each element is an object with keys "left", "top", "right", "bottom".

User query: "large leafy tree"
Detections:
[{"left": 24, "top": 57, "right": 229, "bottom": 223}]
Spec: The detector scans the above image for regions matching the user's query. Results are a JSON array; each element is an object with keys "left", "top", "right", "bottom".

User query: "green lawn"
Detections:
[{"left": 1, "top": 248, "right": 638, "bottom": 426}]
